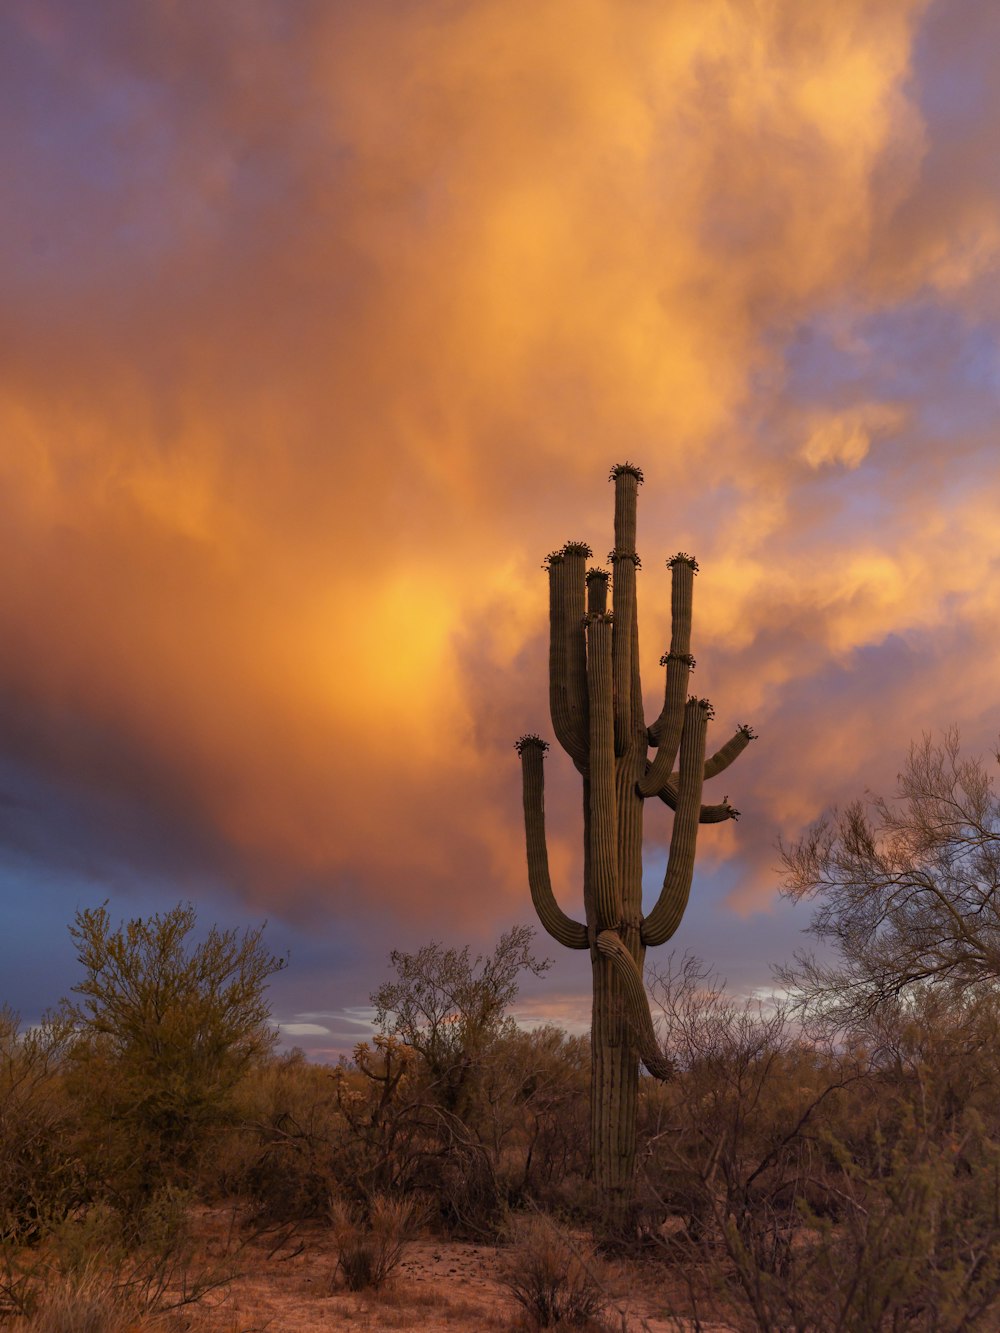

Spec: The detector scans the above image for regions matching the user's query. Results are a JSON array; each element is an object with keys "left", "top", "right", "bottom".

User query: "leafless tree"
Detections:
[{"left": 779, "top": 729, "right": 1000, "bottom": 1031}]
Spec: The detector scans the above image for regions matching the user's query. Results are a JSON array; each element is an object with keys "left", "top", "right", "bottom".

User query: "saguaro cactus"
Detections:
[{"left": 516, "top": 463, "right": 755, "bottom": 1207}]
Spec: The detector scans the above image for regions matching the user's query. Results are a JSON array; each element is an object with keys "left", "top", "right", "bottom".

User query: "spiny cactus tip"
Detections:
[
  {"left": 738, "top": 724, "right": 758, "bottom": 741},
  {"left": 607, "top": 548, "right": 641, "bottom": 568},
  {"left": 562, "top": 540, "right": 594, "bottom": 559},
  {"left": 515, "top": 733, "right": 549, "bottom": 755},
  {"left": 660, "top": 651, "right": 696, "bottom": 669},
  {"left": 585, "top": 566, "right": 610, "bottom": 583},
  {"left": 668, "top": 552, "right": 699, "bottom": 572},
  {"left": 542, "top": 550, "right": 565, "bottom": 571},
  {"left": 688, "top": 695, "right": 715, "bottom": 719},
  {"left": 609, "top": 462, "right": 644, "bottom": 485}
]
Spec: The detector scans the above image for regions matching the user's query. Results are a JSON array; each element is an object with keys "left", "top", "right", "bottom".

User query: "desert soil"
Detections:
[{"left": 174, "top": 1211, "right": 733, "bottom": 1332}]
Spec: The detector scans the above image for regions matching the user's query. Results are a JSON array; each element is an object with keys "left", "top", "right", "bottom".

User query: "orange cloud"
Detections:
[{"left": 4, "top": 0, "right": 998, "bottom": 965}]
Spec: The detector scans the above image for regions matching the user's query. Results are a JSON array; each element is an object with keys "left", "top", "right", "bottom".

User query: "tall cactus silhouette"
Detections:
[{"left": 516, "top": 463, "right": 755, "bottom": 1207}]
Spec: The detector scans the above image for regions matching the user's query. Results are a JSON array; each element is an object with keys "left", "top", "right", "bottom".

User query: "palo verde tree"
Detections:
[
  {"left": 63, "top": 902, "right": 284, "bottom": 1204},
  {"left": 515, "top": 463, "right": 755, "bottom": 1206}
]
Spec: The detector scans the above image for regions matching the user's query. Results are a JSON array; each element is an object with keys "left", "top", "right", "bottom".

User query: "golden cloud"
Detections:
[{"left": 7, "top": 0, "right": 996, "bottom": 938}]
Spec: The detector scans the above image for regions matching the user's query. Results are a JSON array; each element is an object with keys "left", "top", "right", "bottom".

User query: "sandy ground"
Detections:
[{"left": 169, "top": 1213, "right": 735, "bottom": 1332}]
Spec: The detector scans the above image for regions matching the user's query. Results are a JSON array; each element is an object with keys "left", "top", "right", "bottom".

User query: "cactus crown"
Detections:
[
  {"left": 585, "top": 567, "right": 610, "bottom": 583},
  {"left": 668, "top": 552, "right": 699, "bottom": 572},
  {"left": 689, "top": 695, "right": 715, "bottom": 720},
  {"left": 562, "top": 541, "right": 593, "bottom": 559},
  {"left": 660, "top": 651, "right": 696, "bottom": 669},
  {"left": 542, "top": 550, "right": 565, "bottom": 570},
  {"left": 609, "top": 461, "right": 645, "bottom": 485},
  {"left": 738, "top": 724, "right": 758, "bottom": 741},
  {"left": 515, "top": 733, "right": 550, "bottom": 755},
  {"left": 608, "top": 549, "right": 641, "bottom": 568}
]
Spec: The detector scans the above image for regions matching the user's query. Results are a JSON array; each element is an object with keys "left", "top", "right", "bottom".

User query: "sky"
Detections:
[{"left": 2, "top": 0, "right": 1000, "bottom": 1058}]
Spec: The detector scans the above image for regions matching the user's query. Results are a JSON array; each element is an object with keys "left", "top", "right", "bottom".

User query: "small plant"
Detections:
[
  {"left": 23, "top": 1262, "right": 142, "bottom": 1333},
  {"left": 329, "top": 1192, "right": 417, "bottom": 1291},
  {"left": 499, "top": 1214, "right": 608, "bottom": 1329}
]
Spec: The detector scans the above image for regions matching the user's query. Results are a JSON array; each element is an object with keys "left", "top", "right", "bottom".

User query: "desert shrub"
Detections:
[
  {"left": 499, "top": 1214, "right": 608, "bottom": 1330},
  {"left": 475, "top": 1026, "right": 590, "bottom": 1207},
  {"left": 714, "top": 1115, "right": 1000, "bottom": 1332},
  {"left": 632, "top": 955, "right": 1000, "bottom": 1329},
  {"left": 637, "top": 955, "right": 862, "bottom": 1257},
  {"left": 324, "top": 1037, "right": 505, "bottom": 1236},
  {"left": 422, "top": 1125, "right": 505, "bottom": 1238},
  {"left": 329, "top": 1192, "right": 418, "bottom": 1291},
  {"left": 0, "top": 1008, "right": 83, "bottom": 1246},
  {"left": 21, "top": 1262, "right": 143, "bottom": 1333},
  {"left": 62, "top": 902, "right": 284, "bottom": 1214},
  {"left": 216, "top": 1048, "right": 346, "bottom": 1222},
  {"left": 370, "top": 926, "right": 550, "bottom": 1121}
]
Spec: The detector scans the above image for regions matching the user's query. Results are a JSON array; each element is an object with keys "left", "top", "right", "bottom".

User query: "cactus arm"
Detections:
[
  {"left": 546, "top": 548, "right": 590, "bottom": 772},
  {"left": 641, "top": 698, "right": 710, "bottom": 947},
  {"left": 648, "top": 555, "right": 696, "bottom": 748},
  {"left": 638, "top": 651, "right": 693, "bottom": 796},
  {"left": 546, "top": 552, "right": 572, "bottom": 754},
  {"left": 586, "top": 613, "right": 621, "bottom": 930},
  {"left": 595, "top": 929, "right": 673, "bottom": 1080},
  {"left": 655, "top": 780, "right": 740, "bottom": 823},
  {"left": 516, "top": 736, "right": 589, "bottom": 950},
  {"left": 650, "top": 722, "right": 755, "bottom": 817},
  {"left": 562, "top": 542, "right": 591, "bottom": 764},
  {"left": 704, "top": 723, "right": 757, "bottom": 780},
  {"left": 586, "top": 567, "right": 609, "bottom": 614}
]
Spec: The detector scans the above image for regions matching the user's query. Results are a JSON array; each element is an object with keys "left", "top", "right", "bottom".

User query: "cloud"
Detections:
[
  {"left": 2, "top": 0, "right": 999, "bottom": 993},
  {"left": 800, "top": 403, "right": 906, "bottom": 469}
]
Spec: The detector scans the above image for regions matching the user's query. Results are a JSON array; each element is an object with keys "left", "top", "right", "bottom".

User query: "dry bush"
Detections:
[
  {"left": 21, "top": 1262, "right": 143, "bottom": 1333},
  {"left": 635, "top": 957, "right": 1000, "bottom": 1329},
  {"left": 0, "top": 1008, "right": 82, "bottom": 1247},
  {"left": 329, "top": 1192, "right": 418, "bottom": 1291},
  {"left": 217, "top": 1049, "right": 344, "bottom": 1223},
  {"left": 499, "top": 1214, "right": 609, "bottom": 1330}
]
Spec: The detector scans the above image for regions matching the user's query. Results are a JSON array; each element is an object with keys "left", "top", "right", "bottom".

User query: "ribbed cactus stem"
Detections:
[
  {"left": 641, "top": 698, "right": 710, "bottom": 947},
  {"left": 612, "top": 554, "right": 637, "bottom": 752},
  {"left": 586, "top": 613, "right": 620, "bottom": 930},
  {"left": 586, "top": 568, "right": 609, "bottom": 615},
  {"left": 639, "top": 651, "right": 693, "bottom": 796},
  {"left": 516, "top": 737, "right": 589, "bottom": 950},
  {"left": 547, "top": 553, "right": 588, "bottom": 771},
  {"left": 705, "top": 723, "right": 757, "bottom": 780},
  {"left": 595, "top": 930, "right": 673, "bottom": 1080},
  {"left": 547, "top": 554, "right": 570, "bottom": 751},
  {"left": 611, "top": 463, "right": 642, "bottom": 553},
  {"left": 669, "top": 557, "right": 695, "bottom": 648},
  {"left": 650, "top": 556, "right": 696, "bottom": 745},
  {"left": 562, "top": 543, "right": 590, "bottom": 766}
]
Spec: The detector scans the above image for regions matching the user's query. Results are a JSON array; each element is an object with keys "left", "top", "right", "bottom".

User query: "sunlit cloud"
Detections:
[{"left": 2, "top": 0, "right": 999, "bottom": 1038}]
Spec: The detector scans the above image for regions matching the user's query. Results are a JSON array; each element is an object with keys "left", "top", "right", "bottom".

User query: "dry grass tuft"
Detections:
[
  {"left": 22, "top": 1263, "right": 144, "bottom": 1333},
  {"left": 330, "top": 1192, "right": 419, "bottom": 1292},
  {"left": 498, "top": 1215, "right": 609, "bottom": 1330}
]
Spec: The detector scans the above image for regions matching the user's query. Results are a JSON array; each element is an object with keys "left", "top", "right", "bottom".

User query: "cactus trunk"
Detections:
[{"left": 517, "top": 464, "right": 755, "bottom": 1212}]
